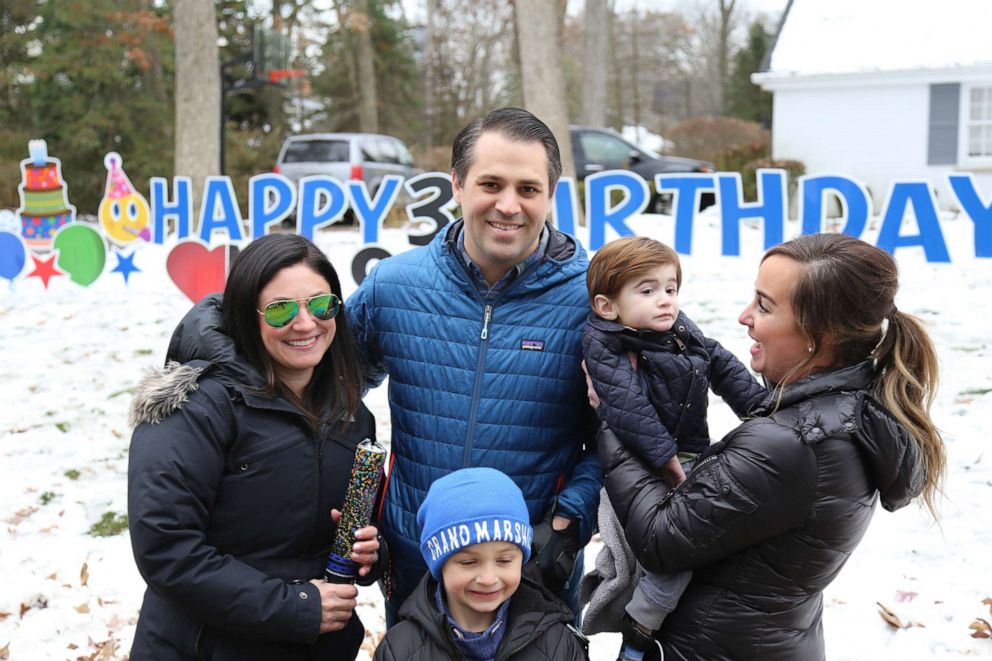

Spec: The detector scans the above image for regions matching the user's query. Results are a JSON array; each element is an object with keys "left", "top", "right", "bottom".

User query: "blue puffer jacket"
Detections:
[
  {"left": 348, "top": 220, "right": 601, "bottom": 606},
  {"left": 582, "top": 311, "right": 766, "bottom": 469}
]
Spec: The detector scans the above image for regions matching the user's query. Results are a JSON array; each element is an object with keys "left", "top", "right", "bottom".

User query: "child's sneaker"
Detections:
[{"left": 617, "top": 613, "right": 663, "bottom": 661}]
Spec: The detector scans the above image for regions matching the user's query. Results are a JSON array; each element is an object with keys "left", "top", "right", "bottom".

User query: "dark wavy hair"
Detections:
[
  {"left": 764, "top": 233, "right": 945, "bottom": 518},
  {"left": 222, "top": 233, "right": 362, "bottom": 427},
  {"left": 451, "top": 106, "right": 562, "bottom": 190}
]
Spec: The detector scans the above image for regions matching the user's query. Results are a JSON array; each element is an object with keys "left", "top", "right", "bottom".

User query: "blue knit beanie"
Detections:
[{"left": 418, "top": 467, "right": 534, "bottom": 579}]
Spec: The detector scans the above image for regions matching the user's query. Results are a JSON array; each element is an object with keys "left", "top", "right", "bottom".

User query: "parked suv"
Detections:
[
  {"left": 570, "top": 126, "right": 714, "bottom": 213},
  {"left": 275, "top": 133, "right": 417, "bottom": 196}
]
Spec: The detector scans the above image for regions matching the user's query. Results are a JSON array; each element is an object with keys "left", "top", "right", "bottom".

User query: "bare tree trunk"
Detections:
[
  {"left": 351, "top": 0, "right": 379, "bottom": 133},
  {"left": 424, "top": 0, "right": 437, "bottom": 149},
  {"left": 608, "top": 0, "right": 624, "bottom": 128},
  {"left": 513, "top": 0, "right": 576, "bottom": 183},
  {"left": 581, "top": 0, "right": 608, "bottom": 127},
  {"left": 629, "top": 10, "right": 641, "bottom": 135},
  {"left": 174, "top": 0, "right": 220, "bottom": 213},
  {"left": 717, "top": 0, "right": 736, "bottom": 115},
  {"left": 332, "top": 0, "right": 360, "bottom": 124}
]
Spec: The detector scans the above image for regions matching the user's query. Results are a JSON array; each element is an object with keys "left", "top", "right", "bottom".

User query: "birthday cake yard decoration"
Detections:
[{"left": 16, "top": 140, "right": 77, "bottom": 251}]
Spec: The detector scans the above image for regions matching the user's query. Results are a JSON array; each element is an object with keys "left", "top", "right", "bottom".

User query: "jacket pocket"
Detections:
[
  {"left": 677, "top": 456, "right": 760, "bottom": 549},
  {"left": 227, "top": 433, "right": 307, "bottom": 473}
]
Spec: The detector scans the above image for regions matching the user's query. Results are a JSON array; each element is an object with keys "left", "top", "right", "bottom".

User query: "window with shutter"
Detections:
[{"left": 927, "top": 83, "right": 959, "bottom": 166}]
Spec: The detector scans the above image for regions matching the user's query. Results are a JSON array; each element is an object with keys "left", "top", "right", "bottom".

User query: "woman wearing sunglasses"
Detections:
[{"left": 127, "top": 233, "right": 383, "bottom": 660}]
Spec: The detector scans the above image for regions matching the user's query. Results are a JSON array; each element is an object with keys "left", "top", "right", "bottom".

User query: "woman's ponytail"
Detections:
[{"left": 874, "top": 309, "right": 945, "bottom": 519}]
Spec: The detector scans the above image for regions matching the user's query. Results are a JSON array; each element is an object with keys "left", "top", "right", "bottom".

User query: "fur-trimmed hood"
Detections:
[
  {"left": 130, "top": 294, "right": 264, "bottom": 429},
  {"left": 128, "top": 360, "right": 206, "bottom": 428},
  {"left": 166, "top": 293, "right": 264, "bottom": 388}
]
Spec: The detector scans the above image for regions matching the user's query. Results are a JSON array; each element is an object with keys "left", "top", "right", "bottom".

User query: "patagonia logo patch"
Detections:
[{"left": 520, "top": 339, "right": 545, "bottom": 351}]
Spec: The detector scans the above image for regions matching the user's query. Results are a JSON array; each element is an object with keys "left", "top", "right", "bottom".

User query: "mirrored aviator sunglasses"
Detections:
[{"left": 257, "top": 293, "right": 340, "bottom": 328}]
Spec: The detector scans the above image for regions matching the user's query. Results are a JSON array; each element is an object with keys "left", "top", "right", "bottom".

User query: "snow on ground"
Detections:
[{"left": 1, "top": 209, "right": 990, "bottom": 659}]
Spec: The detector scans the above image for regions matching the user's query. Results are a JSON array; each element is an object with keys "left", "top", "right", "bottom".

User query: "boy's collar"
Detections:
[{"left": 434, "top": 581, "right": 511, "bottom": 638}]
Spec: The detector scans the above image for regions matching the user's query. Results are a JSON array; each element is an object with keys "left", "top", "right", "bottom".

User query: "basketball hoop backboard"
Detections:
[{"left": 254, "top": 25, "right": 291, "bottom": 80}]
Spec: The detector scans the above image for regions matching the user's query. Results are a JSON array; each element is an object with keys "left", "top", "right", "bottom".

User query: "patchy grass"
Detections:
[
  {"left": 109, "top": 387, "right": 135, "bottom": 399},
  {"left": 133, "top": 348, "right": 154, "bottom": 356},
  {"left": 64, "top": 469, "right": 81, "bottom": 480},
  {"left": 55, "top": 422, "right": 70, "bottom": 433},
  {"left": 89, "top": 512, "right": 128, "bottom": 537},
  {"left": 39, "top": 491, "right": 57, "bottom": 505},
  {"left": 960, "top": 387, "right": 992, "bottom": 396}
]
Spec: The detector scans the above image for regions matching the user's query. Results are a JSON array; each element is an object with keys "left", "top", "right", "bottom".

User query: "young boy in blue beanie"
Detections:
[{"left": 373, "top": 467, "right": 589, "bottom": 661}]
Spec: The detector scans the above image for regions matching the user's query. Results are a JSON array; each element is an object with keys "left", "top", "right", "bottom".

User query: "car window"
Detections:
[
  {"left": 361, "top": 139, "right": 383, "bottom": 163},
  {"left": 282, "top": 140, "right": 350, "bottom": 163},
  {"left": 579, "top": 132, "right": 637, "bottom": 167},
  {"left": 376, "top": 139, "right": 399, "bottom": 164},
  {"left": 394, "top": 140, "right": 415, "bottom": 167}
]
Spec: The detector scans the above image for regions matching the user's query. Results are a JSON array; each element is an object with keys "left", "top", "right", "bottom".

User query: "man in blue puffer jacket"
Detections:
[{"left": 348, "top": 107, "right": 601, "bottom": 623}]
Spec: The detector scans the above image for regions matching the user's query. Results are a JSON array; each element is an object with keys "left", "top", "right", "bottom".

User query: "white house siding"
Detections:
[{"left": 763, "top": 70, "right": 992, "bottom": 211}]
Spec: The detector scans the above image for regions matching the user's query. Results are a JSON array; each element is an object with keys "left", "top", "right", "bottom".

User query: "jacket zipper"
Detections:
[
  {"left": 462, "top": 304, "right": 493, "bottom": 467},
  {"left": 659, "top": 453, "right": 718, "bottom": 506},
  {"left": 305, "top": 438, "right": 326, "bottom": 557}
]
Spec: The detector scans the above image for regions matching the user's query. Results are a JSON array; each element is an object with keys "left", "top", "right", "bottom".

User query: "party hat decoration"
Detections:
[{"left": 98, "top": 152, "right": 151, "bottom": 245}]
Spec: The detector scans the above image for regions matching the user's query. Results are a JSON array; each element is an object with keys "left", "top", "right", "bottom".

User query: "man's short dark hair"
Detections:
[{"left": 450, "top": 106, "right": 563, "bottom": 190}]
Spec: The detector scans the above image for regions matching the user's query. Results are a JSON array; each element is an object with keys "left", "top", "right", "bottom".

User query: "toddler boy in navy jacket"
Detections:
[
  {"left": 581, "top": 237, "right": 766, "bottom": 661},
  {"left": 374, "top": 468, "right": 588, "bottom": 661}
]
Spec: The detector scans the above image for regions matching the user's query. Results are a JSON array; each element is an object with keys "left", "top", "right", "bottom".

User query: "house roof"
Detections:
[{"left": 763, "top": 0, "right": 992, "bottom": 78}]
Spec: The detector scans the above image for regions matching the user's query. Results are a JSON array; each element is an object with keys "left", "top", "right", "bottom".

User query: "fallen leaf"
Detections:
[
  {"left": 970, "top": 618, "right": 992, "bottom": 639},
  {"left": 74, "top": 603, "right": 90, "bottom": 614},
  {"left": 6, "top": 506, "right": 38, "bottom": 525},
  {"left": 47, "top": 572, "right": 57, "bottom": 580},
  {"left": 0, "top": 641, "right": 8, "bottom": 659},
  {"left": 67, "top": 643, "right": 78, "bottom": 649},
  {"left": 94, "top": 637, "right": 118, "bottom": 659},
  {"left": 896, "top": 590, "right": 918, "bottom": 603},
  {"left": 984, "top": 597, "right": 992, "bottom": 616},
  {"left": 0, "top": 612, "right": 10, "bottom": 621},
  {"left": 80, "top": 562, "right": 89, "bottom": 587},
  {"left": 877, "top": 602, "right": 907, "bottom": 629},
  {"left": 19, "top": 603, "right": 29, "bottom": 619},
  {"left": 110, "top": 428, "right": 123, "bottom": 439}
]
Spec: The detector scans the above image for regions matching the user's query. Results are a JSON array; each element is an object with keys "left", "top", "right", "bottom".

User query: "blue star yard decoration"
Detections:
[{"left": 111, "top": 249, "right": 140, "bottom": 284}]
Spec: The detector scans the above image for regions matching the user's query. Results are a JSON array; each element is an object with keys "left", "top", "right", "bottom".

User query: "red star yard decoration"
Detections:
[{"left": 27, "top": 252, "right": 64, "bottom": 289}]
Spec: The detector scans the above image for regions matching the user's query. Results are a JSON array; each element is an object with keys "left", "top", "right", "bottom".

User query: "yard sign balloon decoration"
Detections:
[{"left": 2, "top": 139, "right": 991, "bottom": 300}]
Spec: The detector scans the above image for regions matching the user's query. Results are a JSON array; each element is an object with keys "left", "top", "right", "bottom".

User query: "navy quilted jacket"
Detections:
[
  {"left": 582, "top": 311, "right": 765, "bottom": 469},
  {"left": 348, "top": 220, "right": 601, "bottom": 607}
]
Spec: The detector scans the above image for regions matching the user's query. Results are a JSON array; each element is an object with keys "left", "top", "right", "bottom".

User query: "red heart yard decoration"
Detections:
[{"left": 166, "top": 241, "right": 229, "bottom": 303}]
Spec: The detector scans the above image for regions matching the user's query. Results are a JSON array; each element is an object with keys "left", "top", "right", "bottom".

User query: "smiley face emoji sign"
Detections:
[{"left": 99, "top": 152, "right": 151, "bottom": 245}]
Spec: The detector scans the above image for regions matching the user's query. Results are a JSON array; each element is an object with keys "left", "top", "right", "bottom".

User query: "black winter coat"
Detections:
[
  {"left": 373, "top": 574, "right": 588, "bottom": 661},
  {"left": 127, "top": 296, "right": 383, "bottom": 660},
  {"left": 582, "top": 311, "right": 765, "bottom": 469},
  {"left": 601, "top": 361, "right": 924, "bottom": 661}
]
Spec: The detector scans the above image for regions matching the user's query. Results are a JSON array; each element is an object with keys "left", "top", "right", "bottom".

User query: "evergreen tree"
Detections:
[
  {"left": 727, "top": 20, "right": 773, "bottom": 127},
  {"left": 0, "top": 2, "right": 41, "bottom": 208},
  {"left": 310, "top": 0, "right": 422, "bottom": 142},
  {"left": 1, "top": 1, "right": 174, "bottom": 213}
]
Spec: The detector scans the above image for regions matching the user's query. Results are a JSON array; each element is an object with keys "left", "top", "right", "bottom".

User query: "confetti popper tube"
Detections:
[{"left": 324, "top": 438, "right": 386, "bottom": 583}]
